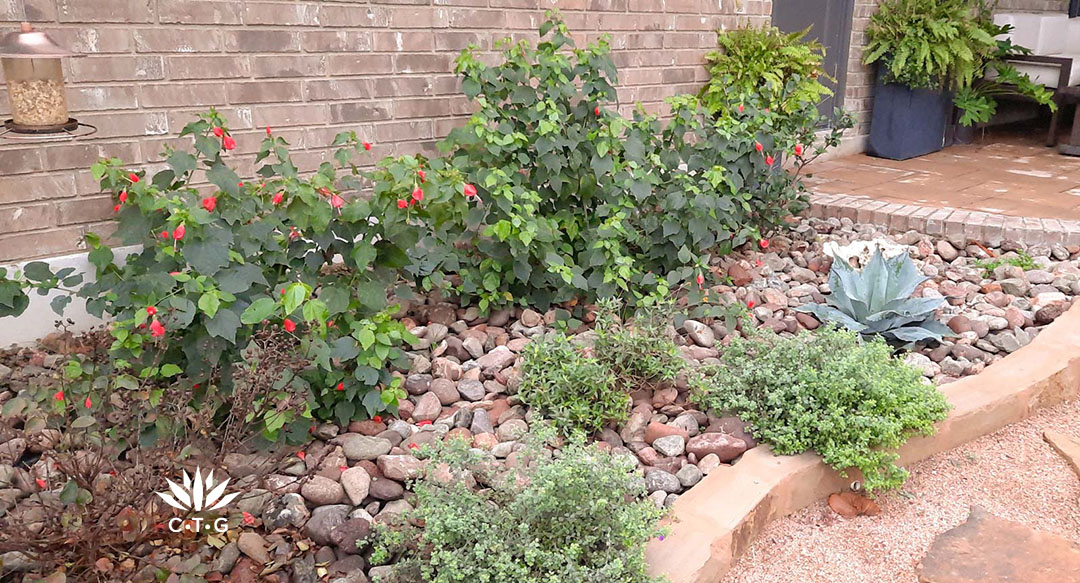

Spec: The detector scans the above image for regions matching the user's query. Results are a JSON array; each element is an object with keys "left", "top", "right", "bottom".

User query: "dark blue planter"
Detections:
[{"left": 867, "top": 70, "right": 951, "bottom": 160}]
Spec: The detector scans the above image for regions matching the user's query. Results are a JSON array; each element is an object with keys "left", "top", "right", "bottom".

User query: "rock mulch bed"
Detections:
[{"left": 2, "top": 217, "right": 1079, "bottom": 582}]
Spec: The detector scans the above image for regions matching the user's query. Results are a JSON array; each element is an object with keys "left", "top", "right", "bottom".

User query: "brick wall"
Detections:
[{"left": 0, "top": 0, "right": 771, "bottom": 264}]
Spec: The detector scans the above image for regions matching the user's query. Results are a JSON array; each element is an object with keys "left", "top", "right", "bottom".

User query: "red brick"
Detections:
[
  {"left": 67, "top": 86, "right": 140, "bottom": 112},
  {"left": 74, "top": 112, "right": 169, "bottom": 139},
  {"left": 0, "top": 202, "right": 57, "bottom": 234},
  {"left": 43, "top": 142, "right": 141, "bottom": 172},
  {"left": 56, "top": 0, "right": 154, "bottom": 23},
  {"left": 0, "top": 148, "right": 45, "bottom": 176},
  {"left": 329, "top": 102, "right": 393, "bottom": 124},
  {"left": 387, "top": 7, "right": 450, "bottom": 28},
  {"left": 0, "top": 175, "right": 75, "bottom": 205},
  {"left": 253, "top": 55, "right": 326, "bottom": 78},
  {"left": 228, "top": 81, "right": 305, "bottom": 104},
  {"left": 306, "top": 79, "right": 377, "bottom": 102},
  {"left": 252, "top": 104, "right": 329, "bottom": 128},
  {"left": 68, "top": 56, "right": 165, "bottom": 83},
  {"left": 326, "top": 54, "right": 395, "bottom": 76},
  {"left": 51, "top": 28, "right": 134, "bottom": 54},
  {"left": 57, "top": 196, "right": 115, "bottom": 226},
  {"left": 224, "top": 30, "right": 301, "bottom": 53},
  {"left": 134, "top": 28, "right": 222, "bottom": 53},
  {"left": 1, "top": 0, "right": 55, "bottom": 21},
  {"left": 140, "top": 84, "right": 225, "bottom": 108},
  {"left": 302, "top": 31, "right": 373, "bottom": 52},
  {"left": 373, "top": 31, "right": 435, "bottom": 53},
  {"left": 243, "top": 2, "right": 323, "bottom": 25},
  {"left": 158, "top": 0, "right": 243, "bottom": 24},
  {"left": 0, "top": 226, "right": 88, "bottom": 262},
  {"left": 167, "top": 56, "right": 250, "bottom": 80}
]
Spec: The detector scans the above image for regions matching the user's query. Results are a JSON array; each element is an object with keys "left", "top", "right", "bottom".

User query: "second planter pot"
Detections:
[{"left": 867, "top": 71, "right": 952, "bottom": 161}]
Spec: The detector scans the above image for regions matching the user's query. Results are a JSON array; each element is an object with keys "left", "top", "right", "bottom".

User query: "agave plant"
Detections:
[{"left": 796, "top": 248, "right": 953, "bottom": 346}]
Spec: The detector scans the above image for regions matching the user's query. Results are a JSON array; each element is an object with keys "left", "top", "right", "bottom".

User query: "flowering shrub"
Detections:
[
  {"left": 412, "top": 14, "right": 850, "bottom": 311},
  {"left": 1, "top": 111, "right": 472, "bottom": 441}
]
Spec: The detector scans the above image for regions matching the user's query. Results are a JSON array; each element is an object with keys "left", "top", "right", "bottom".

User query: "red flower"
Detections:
[
  {"left": 202, "top": 196, "right": 217, "bottom": 212},
  {"left": 146, "top": 306, "right": 157, "bottom": 316},
  {"left": 755, "top": 259, "right": 763, "bottom": 267},
  {"left": 594, "top": 106, "right": 600, "bottom": 116},
  {"left": 411, "top": 187, "right": 423, "bottom": 202},
  {"left": 336, "top": 382, "right": 345, "bottom": 391},
  {"left": 129, "top": 173, "right": 139, "bottom": 183},
  {"left": 759, "top": 239, "right": 770, "bottom": 249},
  {"left": 765, "top": 155, "right": 775, "bottom": 166},
  {"left": 289, "top": 227, "right": 300, "bottom": 240},
  {"left": 283, "top": 318, "right": 296, "bottom": 333},
  {"left": 213, "top": 126, "right": 224, "bottom": 137},
  {"left": 238, "top": 181, "right": 244, "bottom": 188},
  {"left": 330, "top": 194, "right": 345, "bottom": 209},
  {"left": 363, "top": 141, "right": 371, "bottom": 151},
  {"left": 794, "top": 144, "right": 804, "bottom": 157},
  {"left": 35, "top": 478, "right": 47, "bottom": 489},
  {"left": 265, "top": 126, "right": 272, "bottom": 136},
  {"left": 417, "top": 420, "right": 432, "bottom": 427},
  {"left": 272, "top": 191, "right": 284, "bottom": 205},
  {"left": 113, "top": 204, "right": 121, "bottom": 213},
  {"left": 754, "top": 142, "right": 763, "bottom": 153},
  {"left": 54, "top": 390, "right": 64, "bottom": 401},
  {"left": 747, "top": 300, "right": 755, "bottom": 309},
  {"left": 296, "top": 451, "right": 306, "bottom": 461},
  {"left": 418, "top": 169, "right": 426, "bottom": 183},
  {"left": 463, "top": 183, "right": 477, "bottom": 198},
  {"left": 319, "top": 187, "right": 331, "bottom": 198},
  {"left": 160, "top": 231, "right": 169, "bottom": 240},
  {"left": 118, "top": 191, "right": 128, "bottom": 203},
  {"left": 242, "top": 511, "right": 255, "bottom": 525},
  {"left": 738, "top": 104, "right": 745, "bottom": 113},
  {"left": 373, "top": 415, "right": 382, "bottom": 423},
  {"left": 172, "top": 223, "right": 186, "bottom": 241},
  {"left": 696, "top": 273, "right": 704, "bottom": 286},
  {"left": 397, "top": 199, "right": 408, "bottom": 209},
  {"left": 150, "top": 319, "right": 165, "bottom": 337},
  {"left": 84, "top": 396, "right": 92, "bottom": 408},
  {"left": 223, "top": 135, "right": 236, "bottom": 151}
]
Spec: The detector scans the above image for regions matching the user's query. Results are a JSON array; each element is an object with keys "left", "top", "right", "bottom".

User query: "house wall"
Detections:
[{"left": 0, "top": 0, "right": 772, "bottom": 266}]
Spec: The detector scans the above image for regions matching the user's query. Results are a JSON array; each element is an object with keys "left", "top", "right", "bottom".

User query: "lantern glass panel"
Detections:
[{"left": 2, "top": 56, "right": 68, "bottom": 127}]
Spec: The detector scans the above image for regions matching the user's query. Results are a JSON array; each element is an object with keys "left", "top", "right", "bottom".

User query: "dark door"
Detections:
[{"left": 772, "top": 0, "right": 855, "bottom": 118}]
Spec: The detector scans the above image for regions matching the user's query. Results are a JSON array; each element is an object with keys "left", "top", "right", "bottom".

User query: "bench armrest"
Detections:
[{"left": 1003, "top": 54, "right": 1073, "bottom": 89}]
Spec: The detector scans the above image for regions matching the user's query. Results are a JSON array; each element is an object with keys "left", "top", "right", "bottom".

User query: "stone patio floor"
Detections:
[{"left": 805, "top": 134, "right": 1080, "bottom": 221}]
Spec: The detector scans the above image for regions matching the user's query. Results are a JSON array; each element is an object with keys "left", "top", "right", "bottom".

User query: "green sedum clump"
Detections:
[
  {"left": 692, "top": 325, "right": 949, "bottom": 492},
  {"left": 371, "top": 433, "right": 664, "bottom": 583},
  {"left": 974, "top": 251, "right": 1037, "bottom": 278},
  {"left": 592, "top": 299, "right": 685, "bottom": 391}
]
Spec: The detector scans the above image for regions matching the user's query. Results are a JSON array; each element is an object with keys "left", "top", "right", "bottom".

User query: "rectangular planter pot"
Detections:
[{"left": 868, "top": 70, "right": 952, "bottom": 160}]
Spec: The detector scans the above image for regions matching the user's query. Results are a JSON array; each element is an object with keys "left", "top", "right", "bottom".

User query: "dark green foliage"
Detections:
[
  {"left": 692, "top": 325, "right": 950, "bottom": 491},
  {"left": 592, "top": 299, "right": 684, "bottom": 389},
  {"left": 371, "top": 434, "right": 664, "bottom": 583}
]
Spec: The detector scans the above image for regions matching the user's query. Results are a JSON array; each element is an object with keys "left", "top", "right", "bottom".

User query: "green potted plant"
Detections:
[
  {"left": 952, "top": 17, "right": 1057, "bottom": 140},
  {"left": 864, "top": 0, "right": 998, "bottom": 159}
]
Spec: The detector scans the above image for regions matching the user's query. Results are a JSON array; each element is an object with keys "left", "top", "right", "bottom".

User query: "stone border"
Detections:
[
  {"left": 806, "top": 193, "right": 1080, "bottom": 247},
  {"left": 646, "top": 301, "right": 1080, "bottom": 583}
]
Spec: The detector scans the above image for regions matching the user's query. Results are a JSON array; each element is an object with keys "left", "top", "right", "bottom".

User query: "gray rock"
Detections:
[
  {"left": 936, "top": 240, "right": 959, "bottom": 261},
  {"left": 652, "top": 435, "right": 686, "bottom": 457},
  {"left": 676, "top": 464, "right": 703, "bottom": 488},
  {"left": 457, "top": 379, "right": 485, "bottom": 401},
  {"left": 470, "top": 409, "right": 494, "bottom": 434},
  {"left": 305, "top": 504, "right": 351, "bottom": 545},
  {"left": 429, "top": 378, "right": 460, "bottom": 405},
  {"left": 1025, "top": 269, "right": 1055, "bottom": 285},
  {"left": 0, "top": 364, "right": 11, "bottom": 382},
  {"left": 329, "top": 517, "right": 372, "bottom": 554},
  {"left": 210, "top": 541, "right": 240, "bottom": 573},
  {"left": 262, "top": 493, "right": 309, "bottom": 529},
  {"left": 644, "top": 469, "right": 681, "bottom": 494},
  {"left": 462, "top": 336, "right": 485, "bottom": 359},
  {"left": 998, "top": 278, "right": 1031, "bottom": 296},
  {"left": 988, "top": 330, "right": 1022, "bottom": 352},
  {"left": 497, "top": 419, "right": 528, "bottom": 442},
  {"left": 341, "top": 435, "right": 393, "bottom": 461},
  {"left": 405, "top": 374, "right": 432, "bottom": 395},
  {"left": 291, "top": 553, "right": 318, "bottom": 583}
]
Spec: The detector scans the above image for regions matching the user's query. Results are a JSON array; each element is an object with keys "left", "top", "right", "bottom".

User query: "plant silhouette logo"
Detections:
[{"left": 156, "top": 468, "right": 238, "bottom": 533}]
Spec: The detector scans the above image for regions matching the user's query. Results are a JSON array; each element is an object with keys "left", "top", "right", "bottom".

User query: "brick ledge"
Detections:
[{"left": 807, "top": 193, "right": 1080, "bottom": 247}]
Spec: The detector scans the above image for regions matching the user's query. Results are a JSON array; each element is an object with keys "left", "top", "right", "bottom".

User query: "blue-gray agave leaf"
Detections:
[{"left": 796, "top": 248, "right": 952, "bottom": 347}]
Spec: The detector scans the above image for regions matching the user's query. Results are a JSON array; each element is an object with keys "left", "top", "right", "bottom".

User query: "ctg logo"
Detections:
[{"left": 156, "top": 468, "right": 239, "bottom": 533}]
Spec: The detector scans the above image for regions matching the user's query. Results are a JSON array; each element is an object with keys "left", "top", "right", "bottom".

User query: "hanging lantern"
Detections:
[{"left": 0, "top": 22, "right": 78, "bottom": 134}]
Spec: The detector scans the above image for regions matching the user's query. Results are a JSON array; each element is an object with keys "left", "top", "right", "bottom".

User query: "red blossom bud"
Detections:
[
  {"left": 172, "top": 223, "right": 186, "bottom": 241},
  {"left": 223, "top": 136, "right": 236, "bottom": 151},
  {"left": 363, "top": 141, "right": 371, "bottom": 151},
  {"left": 463, "top": 184, "right": 477, "bottom": 198},
  {"left": 146, "top": 306, "right": 157, "bottom": 316},
  {"left": 284, "top": 318, "right": 296, "bottom": 332},
  {"left": 397, "top": 199, "right": 408, "bottom": 209},
  {"left": 213, "top": 127, "right": 224, "bottom": 137},
  {"left": 202, "top": 196, "right": 217, "bottom": 212}
]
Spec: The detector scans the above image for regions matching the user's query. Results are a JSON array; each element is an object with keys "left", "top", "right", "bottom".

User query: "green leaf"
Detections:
[
  {"left": 204, "top": 307, "right": 242, "bottom": 343},
  {"left": 22, "top": 261, "right": 53, "bottom": 282},
  {"left": 198, "top": 292, "right": 221, "bottom": 318},
  {"left": 71, "top": 416, "right": 97, "bottom": 429},
  {"left": 207, "top": 162, "right": 242, "bottom": 197},
  {"left": 241, "top": 297, "right": 277, "bottom": 324},
  {"left": 160, "top": 364, "right": 183, "bottom": 377},
  {"left": 283, "top": 283, "right": 310, "bottom": 316},
  {"left": 302, "top": 299, "right": 329, "bottom": 325}
]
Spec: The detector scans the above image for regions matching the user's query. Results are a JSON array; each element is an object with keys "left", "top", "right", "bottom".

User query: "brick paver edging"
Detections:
[
  {"left": 644, "top": 302, "right": 1080, "bottom": 583},
  {"left": 807, "top": 193, "right": 1080, "bottom": 247}
]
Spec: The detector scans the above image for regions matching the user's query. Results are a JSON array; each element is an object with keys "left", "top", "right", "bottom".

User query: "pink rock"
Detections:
[
  {"left": 411, "top": 392, "right": 442, "bottom": 422},
  {"left": 376, "top": 455, "right": 425, "bottom": 481},
  {"left": 644, "top": 421, "right": 689, "bottom": 445},
  {"left": 473, "top": 433, "right": 498, "bottom": 450},
  {"left": 686, "top": 433, "right": 748, "bottom": 462}
]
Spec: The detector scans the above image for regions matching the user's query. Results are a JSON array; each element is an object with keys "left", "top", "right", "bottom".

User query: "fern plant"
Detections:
[
  {"left": 864, "top": 0, "right": 998, "bottom": 90},
  {"left": 953, "top": 21, "right": 1057, "bottom": 126},
  {"left": 699, "top": 25, "right": 832, "bottom": 116}
]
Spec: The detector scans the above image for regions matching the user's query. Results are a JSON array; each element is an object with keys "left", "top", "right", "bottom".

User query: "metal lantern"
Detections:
[{"left": 0, "top": 22, "right": 78, "bottom": 134}]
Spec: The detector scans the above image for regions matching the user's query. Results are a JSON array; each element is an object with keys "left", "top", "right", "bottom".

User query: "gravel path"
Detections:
[{"left": 722, "top": 397, "right": 1080, "bottom": 583}]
